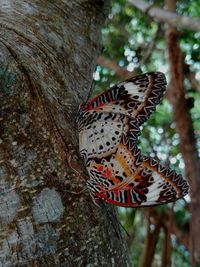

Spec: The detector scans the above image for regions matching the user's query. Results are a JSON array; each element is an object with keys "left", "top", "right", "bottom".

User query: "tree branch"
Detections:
[
  {"left": 128, "top": 0, "right": 200, "bottom": 32},
  {"left": 184, "top": 63, "right": 200, "bottom": 94},
  {"left": 138, "top": 24, "right": 162, "bottom": 66},
  {"left": 97, "top": 55, "right": 200, "bottom": 105},
  {"left": 97, "top": 56, "right": 135, "bottom": 79},
  {"left": 166, "top": 0, "right": 200, "bottom": 265},
  {"left": 97, "top": 25, "right": 161, "bottom": 77},
  {"left": 139, "top": 209, "right": 162, "bottom": 267}
]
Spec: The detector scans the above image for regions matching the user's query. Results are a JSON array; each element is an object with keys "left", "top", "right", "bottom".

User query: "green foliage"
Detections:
[
  {"left": 171, "top": 239, "right": 190, "bottom": 267},
  {"left": 174, "top": 209, "right": 190, "bottom": 228}
]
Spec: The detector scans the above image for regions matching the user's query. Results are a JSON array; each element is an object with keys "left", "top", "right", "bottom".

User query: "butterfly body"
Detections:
[{"left": 77, "top": 72, "right": 189, "bottom": 207}]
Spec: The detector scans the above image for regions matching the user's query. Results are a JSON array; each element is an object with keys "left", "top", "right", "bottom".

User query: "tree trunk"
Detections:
[
  {"left": 161, "top": 213, "right": 172, "bottom": 267},
  {"left": 0, "top": 1, "right": 132, "bottom": 266},
  {"left": 139, "top": 209, "right": 162, "bottom": 267},
  {"left": 165, "top": 0, "right": 200, "bottom": 266}
]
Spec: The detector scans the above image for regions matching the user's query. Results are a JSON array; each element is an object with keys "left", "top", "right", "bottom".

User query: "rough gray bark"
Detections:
[{"left": 0, "top": 1, "right": 131, "bottom": 266}]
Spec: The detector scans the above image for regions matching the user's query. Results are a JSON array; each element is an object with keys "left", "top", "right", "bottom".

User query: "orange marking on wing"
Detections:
[
  {"left": 115, "top": 144, "right": 136, "bottom": 177},
  {"left": 97, "top": 165, "right": 104, "bottom": 172},
  {"left": 105, "top": 168, "right": 122, "bottom": 184},
  {"left": 100, "top": 168, "right": 142, "bottom": 193}
]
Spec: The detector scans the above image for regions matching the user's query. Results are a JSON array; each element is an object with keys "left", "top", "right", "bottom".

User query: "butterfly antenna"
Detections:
[
  {"left": 100, "top": 201, "right": 130, "bottom": 238},
  {"left": 100, "top": 201, "right": 120, "bottom": 239},
  {"left": 84, "top": 66, "right": 99, "bottom": 105},
  {"left": 83, "top": 79, "right": 95, "bottom": 105},
  {"left": 63, "top": 187, "right": 87, "bottom": 195},
  {"left": 117, "top": 217, "right": 130, "bottom": 238}
]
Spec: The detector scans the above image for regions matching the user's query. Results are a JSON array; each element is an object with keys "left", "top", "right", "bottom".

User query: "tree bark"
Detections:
[
  {"left": 161, "top": 210, "right": 172, "bottom": 267},
  {"left": 165, "top": 0, "right": 200, "bottom": 266},
  {"left": 139, "top": 210, "right": 162, "bottom": 267},
  {"left": 0, "top": 1, "right": 132, "bottom": 266}
]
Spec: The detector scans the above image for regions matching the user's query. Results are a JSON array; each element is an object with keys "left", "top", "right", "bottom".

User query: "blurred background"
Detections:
[{"left": 93, "top": 0, "right": 200, "bottom": 266}]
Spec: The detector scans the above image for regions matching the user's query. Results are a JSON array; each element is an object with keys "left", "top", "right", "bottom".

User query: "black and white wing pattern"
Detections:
[
  {"left": 77, "top": 72, "right": 166, "bottom": 163},
  {"left": 76, "top": 71, "right": 190, "bottom": 207},
  {"left": 87, "top": 150, "right": 189, "bottom": 207}
]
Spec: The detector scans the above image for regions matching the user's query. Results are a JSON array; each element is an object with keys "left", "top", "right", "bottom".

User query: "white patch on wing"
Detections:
[
  {"left": 122, "top": 82, "right": 145, "bottom": 101},
  {"left": 144, "top": 172, "right": 165, "bottom": 201},
  {"left": 79, "top": 120, "right": 126, "bottom": 160},
  {"left": 98, "top": 104, "right": 127, "bottom": 114},
  {"left": 142, "top": 200, "right": 165, "bottom": 206},
  {"left": 79, "top": 130, "right": 88, "bottom": 159}
]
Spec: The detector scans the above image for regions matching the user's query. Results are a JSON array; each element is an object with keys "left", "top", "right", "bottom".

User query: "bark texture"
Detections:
[
  {"left": 139, "top": 210, "right": 162, "bottom": 267},
  {"left": 0, "top": 1, "right": 131, "bottom": 266}
]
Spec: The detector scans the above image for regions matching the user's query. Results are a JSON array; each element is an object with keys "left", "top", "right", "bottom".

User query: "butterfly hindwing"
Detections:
[
  {"left": 86, "top": 138, "right": 142, "bottom": 206},
  {"left": 92, "top": 154, "right": 189, "bottom": 207}
]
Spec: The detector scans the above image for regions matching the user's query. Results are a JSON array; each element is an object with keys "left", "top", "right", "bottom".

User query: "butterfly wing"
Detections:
[
  {"left": 78, "top": 72, "right": 166, "bottom": 127},
  {"left": 79, "top": 113, "right": 140, "bottom": 163},
  {"left": 77, "top": 71, "right": 189, "bottom": 206},
  {"left": 77, "top": 72, "right": 166, "bottom": 164},
  {"left": 92, "top": 154, "right": 189, "bottom": 207},
  {"left": 86, "top": 137, "right": 142, "bottom": 205}
]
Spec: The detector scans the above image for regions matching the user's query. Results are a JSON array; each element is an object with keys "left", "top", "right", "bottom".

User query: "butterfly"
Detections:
[{"left": 77, "top": 72, "right": 189, "bottom": 207}]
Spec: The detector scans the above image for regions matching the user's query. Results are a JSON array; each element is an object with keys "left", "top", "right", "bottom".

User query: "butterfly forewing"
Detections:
[{"left": 78, "top": 72, "right": 166, "bottom": 126}]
